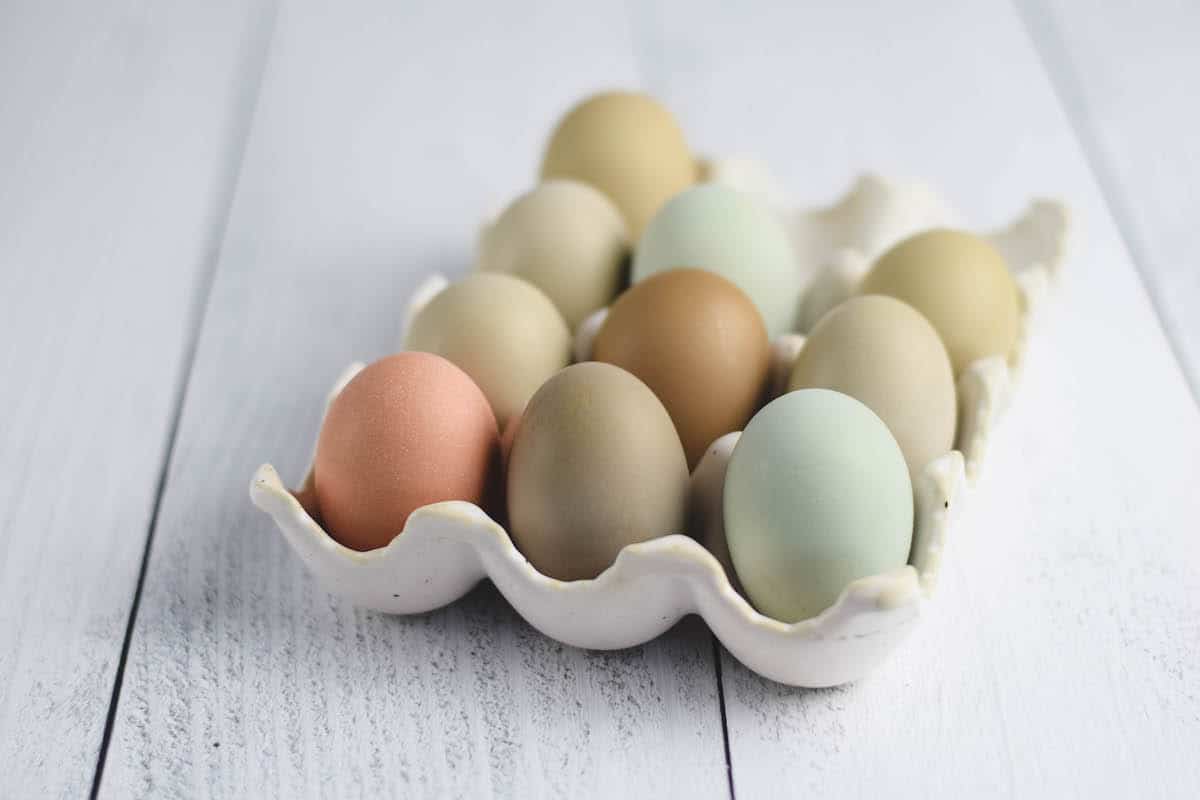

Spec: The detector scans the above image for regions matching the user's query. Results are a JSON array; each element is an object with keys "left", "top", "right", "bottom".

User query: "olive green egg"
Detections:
[
  {"left": 478, "top": 179, "right": 629, "bottom": 330},
  {"left": 632, "top": 184, "right": 800, "bottom": 338},
  {"left": 404, "top": 273, "right": 571, "bottom": 427},
  {"left": 860, "top": 229, "right": 1020, "bottom": 374},
  {"left": 724, "top": 389, "right": 913, "bottom": 623},
  {"left": 506, "top": 362, "right": 690, "bottom": 581},
  {"left": 788, "top": 295, "right": 956, "bottom": 475}
]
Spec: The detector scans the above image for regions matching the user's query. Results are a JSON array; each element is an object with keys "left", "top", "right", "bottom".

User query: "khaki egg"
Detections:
[
  {"left": 593, "top": 268, "right": 770, "bottom": 468},
  {"left": 860, "top": 229, "right": 1020, "bottom": 374},
  {"left": 540, "top": 91, "right": 695, "bottom": 239},
  {"left": 478, "top": 180, "right": 629, "bottom": 330},
  {"left": 788, "top": 295, "right": 956, "bottom": 474},
  {"left": 404, "top": 273, "right": 571, "bottom": 427},
  {"left": 506, "top": 362, "right": 690, "bottom": 581}
]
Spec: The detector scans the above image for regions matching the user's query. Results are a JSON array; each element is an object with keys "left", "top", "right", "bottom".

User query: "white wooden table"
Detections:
[{"left": 2, "top": 1, "right": 1198, "bottom": 797}]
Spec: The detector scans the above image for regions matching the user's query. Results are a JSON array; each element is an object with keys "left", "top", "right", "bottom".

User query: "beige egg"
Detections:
[
  {"left": 788, "top": 295, "right": 956, "bottom": 475},
  {"left": 478, "top": 180, "right": 629, "bottom": 330},
  {"left": 540, "top": 91, "right": 695, "bottom": 239},
  {"left": 404, "top": 273, "right": 571, "bottom": 426},
  {"left": 506, "top": 362, "right": 690, "bottom": 581},
  {"left": 860, "top": 229, "right": 1019, "bottom": 374}
]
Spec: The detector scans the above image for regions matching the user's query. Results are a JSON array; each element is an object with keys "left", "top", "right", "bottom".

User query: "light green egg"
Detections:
[
  {"left": 724, "top": 388, "right": 913, "bottom": 623},
  {"left": 631, "top": 184, "right": 800, "bottom": 337}
]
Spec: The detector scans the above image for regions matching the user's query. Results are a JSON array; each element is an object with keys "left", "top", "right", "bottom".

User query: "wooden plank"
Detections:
[
  {"left": 0, "top": 0, "right": 273, "bottom": 796},
  {"left": 1021, "top": 0, "right": 1200, "bottom": 399},
  {"left": 97, "top": 1, "right": 730, "bottom": 797},
  {"left": 629, "top": 0, "right": 1200, "bottom": 796}
]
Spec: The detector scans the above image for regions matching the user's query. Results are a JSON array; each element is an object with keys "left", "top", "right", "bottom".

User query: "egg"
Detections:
[
  {"left": 724, "top": 389, "right": 913, "bottom": 622},
  {"left": 506, "top": 362, "right": 690, "bottom": 581},
  {"left": 632, "top": 184, "right": 800, "bottom": 338},
  {"left": 540, "top": 91, "right": 695, "bottom": 239},
  {"left": 860, "top": 229, "right": 1019, "bottom": 374},
  {"left": 593, "top": 268, "right": 770, "bottom": 468},
  {"left": 314, "top": 353, "right": 500, "bottom": 551},
  {"left": 478, "top": 180, "right": 629, "bottom": 330},
  {"left": 788, "top": 295, "right": 956, "bottom": 474},
  {"left": 404, "top": 273, "right": 571, "bottom": 426}
]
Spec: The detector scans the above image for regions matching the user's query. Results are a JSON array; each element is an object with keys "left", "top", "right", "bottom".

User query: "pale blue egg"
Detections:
[
  {"left": 631, "top": 184, "right": 800, "bottom": 338},
  {"left": 724, "top": 388, "right": 913, "bottom": 622}
]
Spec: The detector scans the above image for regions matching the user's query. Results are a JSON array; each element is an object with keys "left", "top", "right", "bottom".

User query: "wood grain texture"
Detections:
[
  {"left": 1019, "top": 0, "right": 1200, "bottom": 400},
  {"left": 0, "top": 1, "right": 272, "bottom": 796},
  {"left": 97, "top": 2, "right": 729, "bottom": 797},
  {"left": 629, "top": 0, "right": 1200, "bottom": 796}
]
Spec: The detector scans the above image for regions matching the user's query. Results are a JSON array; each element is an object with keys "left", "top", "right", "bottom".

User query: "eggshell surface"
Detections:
[
  {"left": 724, "top": 389, "right": 914, "bottom": 623},
  {"left": 404, "top": 273, "right": 571, "bottom": 426},
  {"left": 788, "top": 295, "right": 956, "bottom": 474},
  {"left": 632, "top": 184, "right": 800, "bottom": 338},
  {"left": 540, "top": 91, "right": 695, "bottom": 239},
  {"left": 478, "top": 179, "right": 629, "bottom": 330},
  {"left": 860, "top": 228, "right": 1020, "bottom": 373},
  {"left": 506, "top": 362, "right": 690, "bottom": 581},
  {"left": 593, "top": 268, "right": 770, "bottom": 468},
  {"left": 314, "top": 353, "right": 500, "bottom": 551}
]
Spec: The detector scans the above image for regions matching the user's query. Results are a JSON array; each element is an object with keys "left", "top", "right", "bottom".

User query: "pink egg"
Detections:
[{"left": 314, "top": 352, "right": 500, "bottom": 551}]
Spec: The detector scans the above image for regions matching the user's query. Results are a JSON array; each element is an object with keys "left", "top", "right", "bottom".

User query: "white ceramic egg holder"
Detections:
[{"left": 250, "top": 161, "right": 1069, "bottom": 687}]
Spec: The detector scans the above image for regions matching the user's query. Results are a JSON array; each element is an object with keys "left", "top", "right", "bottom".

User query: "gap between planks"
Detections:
[{"left": 88, "top": 3, "right": 283, "bottom": 796}]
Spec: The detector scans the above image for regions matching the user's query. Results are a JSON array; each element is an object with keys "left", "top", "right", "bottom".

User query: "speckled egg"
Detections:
[
  {"left": 314, "top": 353, "right": 500, "bottom": 551},
  {"left": 506, "top": 362, "right": 690, "bottom": 581},
  {"left": 540, "top": 91, "right": 695, "bottom": 239},
  {"left": 724, "top": 389, "right": 913, "bottom": 623},
  {"left": 631, "top": 184, "right": 800, "bottom": 338},
  {"left": 860, "top": 229, "right": 1020, "bottom": 374},
  {"left": 788, "top": 295, "right": 956, "bottom": 474},
  {"left": 478, "top": 179, "right": 629, "bottom": 330},
  {"left": 404, "top": 272, "right": 571, "bottom": 426}
]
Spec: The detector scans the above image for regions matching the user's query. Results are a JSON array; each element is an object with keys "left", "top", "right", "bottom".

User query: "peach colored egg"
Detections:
[{"left": 314, "top": 352, "right": 500, "bottom": 551}]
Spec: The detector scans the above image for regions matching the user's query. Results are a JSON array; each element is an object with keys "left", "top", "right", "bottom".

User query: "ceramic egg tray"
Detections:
[{"left": 250, "top": 161, "right": 1069, "bottom": 687}]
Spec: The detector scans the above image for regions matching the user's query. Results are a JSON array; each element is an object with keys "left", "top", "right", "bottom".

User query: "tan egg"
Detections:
[
  {"left": 593, "top": 268, "right": 770, "bottom": 468},
  {"left": 314, "top": 353, "right": 500, "bottom": 551},
  {"left": 860, "top": 229, "right": 1019, "bottom": 374},
  {"left": 404, "top": 273, "right": 571, "bottom": 427},
  {"left": 478, "top": 180, "right": 629, "bottom": 330},
  {"left": 788, "top": 295, "right": 956, "bottom": 475},
  {"left": 506, "top": 362, "right": 690, "bottom": 581},
  {"left": 540, "top": 91, "right": 695, "bottom": 239}
]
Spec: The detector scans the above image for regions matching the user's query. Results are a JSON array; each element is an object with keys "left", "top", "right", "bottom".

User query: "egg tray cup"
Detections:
[{"left": 250, "top": 162, "right": 1069, "bottom": 687}]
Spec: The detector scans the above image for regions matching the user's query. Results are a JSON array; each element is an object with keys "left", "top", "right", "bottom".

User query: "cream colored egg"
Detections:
[
  {"left": 860, "top": 229, "right": 1019, "bottom": 374},
  {"left": 788, "top": 295, "right": 956, "bottom": 474},
  {"left": 404, "top": 273, "right": 571, "bottom": 426},
  {"left": 540, "top": 91, "right": 695, "bottom": 239},
  {"left": 478, "top": 180, "right": 629, "bottom": 330}
]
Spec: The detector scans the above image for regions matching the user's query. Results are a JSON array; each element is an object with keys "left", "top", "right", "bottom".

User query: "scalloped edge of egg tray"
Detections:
[{"left": 250, "top": 161, "right": 1070, "bottom": 688}]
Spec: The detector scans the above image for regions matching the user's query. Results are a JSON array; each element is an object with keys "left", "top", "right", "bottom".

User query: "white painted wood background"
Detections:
[{"left": 0, "top": 0, "right": 1196, "bottom": 797}]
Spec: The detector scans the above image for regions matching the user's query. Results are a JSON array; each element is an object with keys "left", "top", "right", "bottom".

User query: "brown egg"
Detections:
[
  {"left": 593, "top": 268, "right": 771, "bottom": 468},
  {"left": 314, "top": 353, "right": 500, "bottom": 551},
  {"left": 540, "top": 91, "right": 695, "bottom": 239},
  {"left": 506, "top": 362, "right": 690, "bottom": 581}
]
